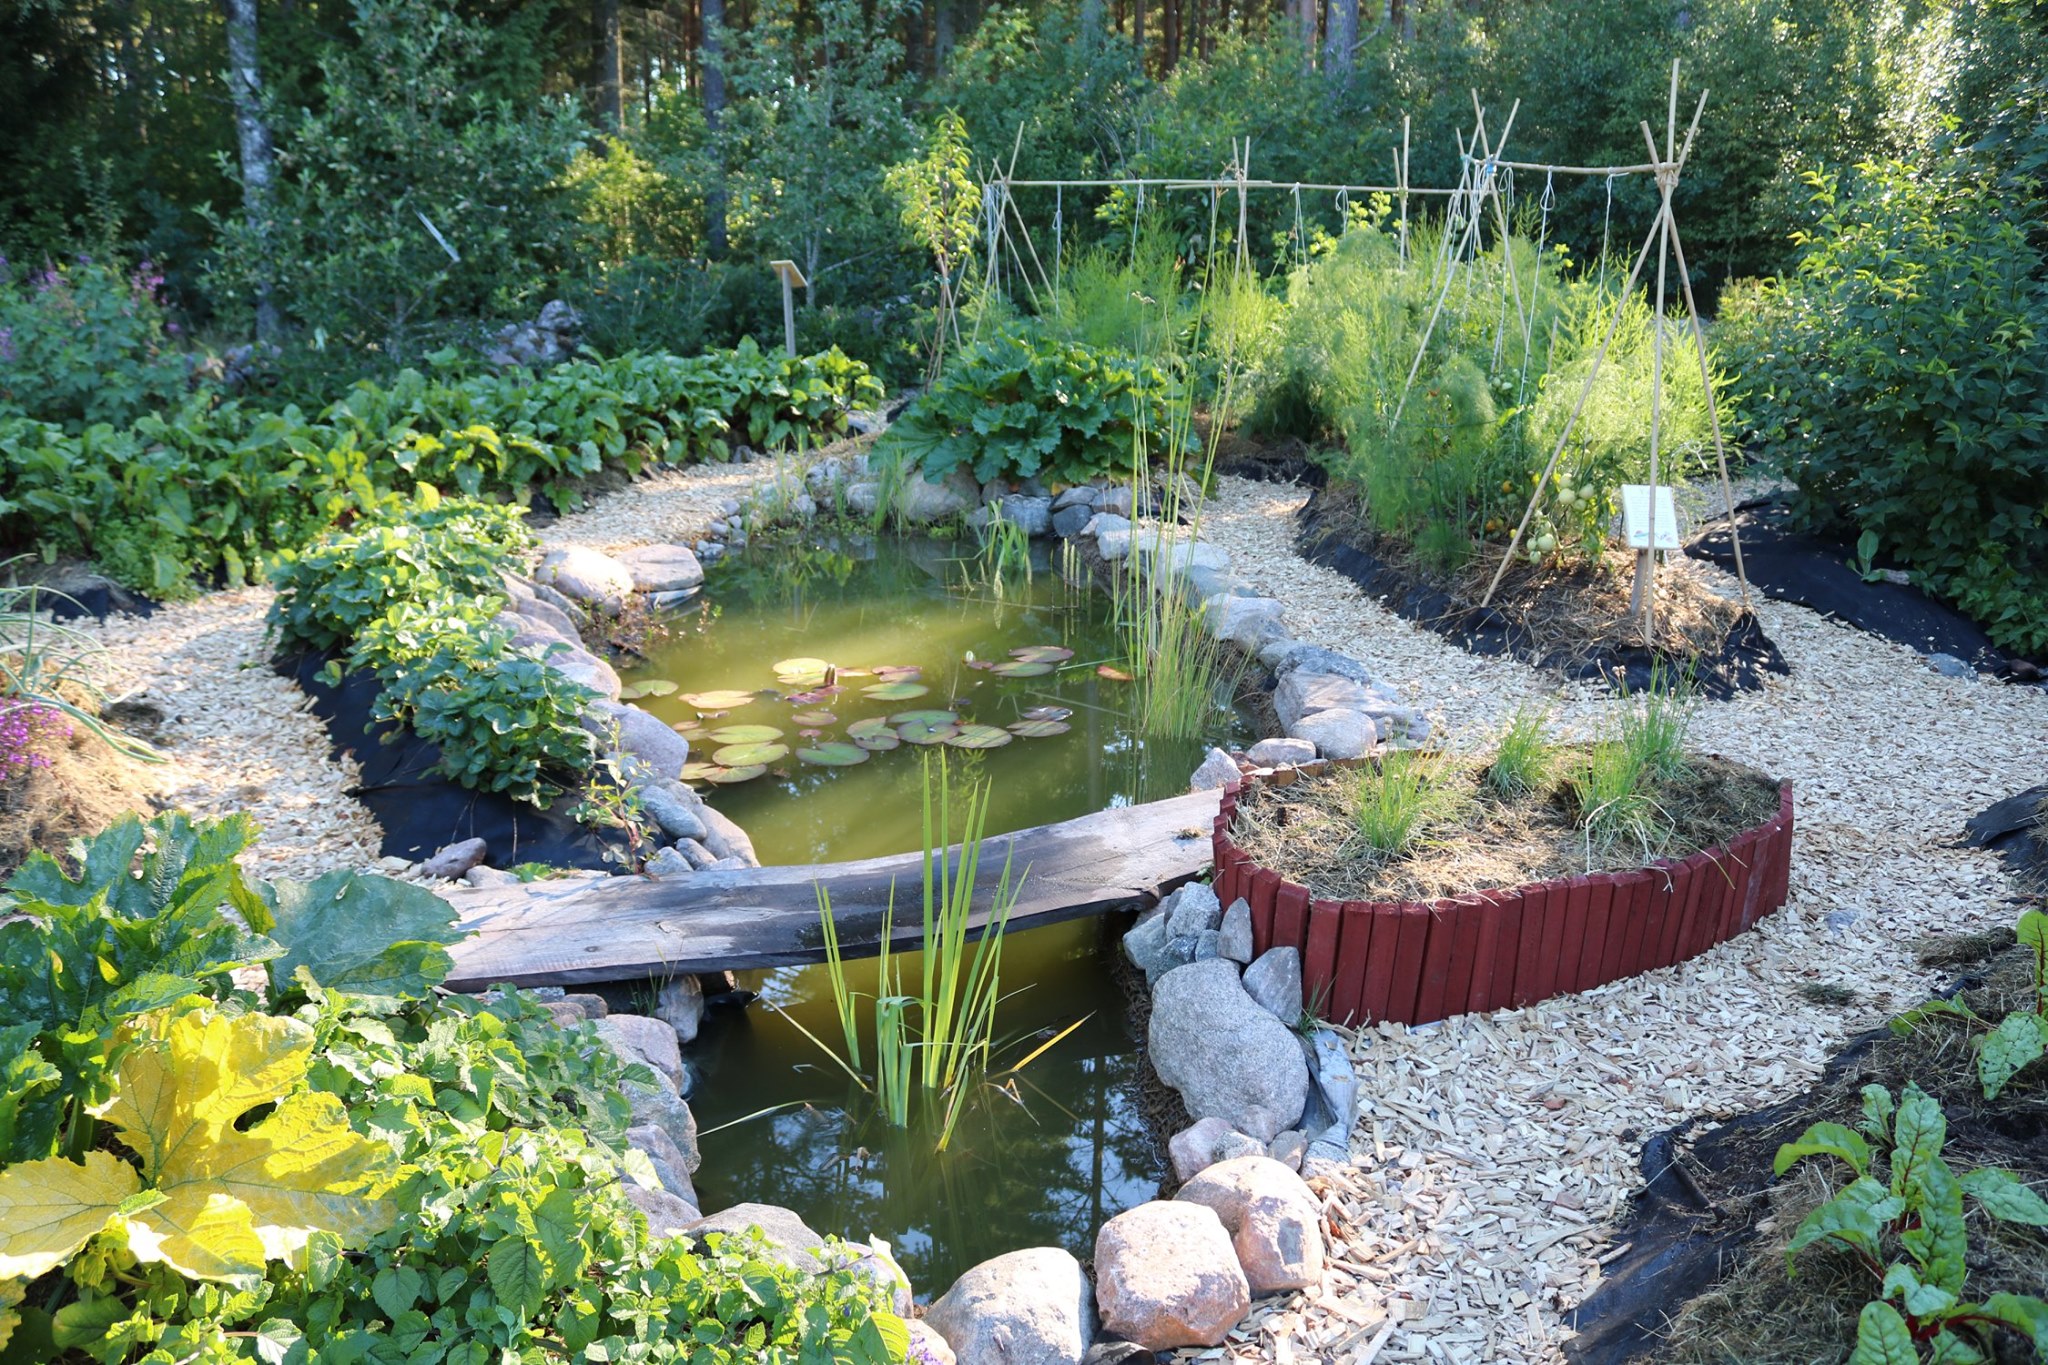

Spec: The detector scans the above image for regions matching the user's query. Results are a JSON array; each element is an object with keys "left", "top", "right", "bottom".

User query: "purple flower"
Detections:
[{"left": 0, "top": 702, "right": 74, "bottom": 783}]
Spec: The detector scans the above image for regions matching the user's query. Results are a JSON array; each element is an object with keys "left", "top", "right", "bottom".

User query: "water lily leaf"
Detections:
[
  {"left": 704, "top": 764, "right": 767, "bottom": 784},
  {"left": 673, "top": 724, "right": 715, "bottom": 744},
  {"left": 853, "top": 731, "right": 902, "bottom": 752},
  {"left": 872, "top": 665, "right": 922, "bottom": 682},
  {"left": 683, "top": 689, "right": 761, "bottom": 711},
  {"left": 846, "top": 717, "right": 895, "bottom": 739},
  {"left": 1021, "top": 706, "right": 1073, "bottom": 722},
  {"left": 989, "top": 661, "right": 1053, "bottom": 678},
  {"left": 798, "top": 728, "right": 825, "bottom": 740},
  {"left": 1008, "top": 720, "right": 1072, "bottom": 738},
  {"left": 1097, "top": 665, "right": 1135, "bottom": 682},
  {"left": 797, "top": 742, "right": 869, "bottom": 767},
  {"left": 706, "top": 725, "right": 784, "bottom": 744},
  {"left": 677, "top": 762, "right": 724, "bottom": 782},
  {"left": 887, "top": 710, "right": 957, "bottom": 726},
  {"left": 897, "top": 720, "right": 960, "bottom": 745},
  {"left": 789, "top": 710, "right": 838, "bottom": 727},
  {"left": 618, "top": 679, "right": 678, "bottom": 700},
  {"left": 712, "top": 743, "right": 788, "bottom": 766},
  {"left": 772, "top": 657, "right": 832, "bottom": 680},
  {"left": 964, "top": 659, "right": 995, "bottom": 670},
  {"left": 946, "top": 724, "right": 1014, "bottom": 750},
  {"left": 1009, "top": 646, "right": 1074, "bottom": 664},
  {"left": 862, "top": 682, "right": 930, "bottom": 701},
  {"left": 784, "top": 686, "right": 843, "bottom": 704}
]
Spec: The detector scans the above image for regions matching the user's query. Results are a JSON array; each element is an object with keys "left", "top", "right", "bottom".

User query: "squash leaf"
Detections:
[
  {"left": 262, "top": 870, "right": 462, "bottom": 1005},
  {"left": 0, "top": 1011, "right": 395, "bottom": 1289}
]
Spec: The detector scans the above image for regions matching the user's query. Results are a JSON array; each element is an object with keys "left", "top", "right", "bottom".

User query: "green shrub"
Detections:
[
  {"left": 1720, "top": 155, "right": 2048, "bottom": 657},
  {"left": 881, "top": 329, "right": 1185, "bottom": 487},
  {"left": 0, "top": 257, "right": 193, "bottom": 432}
]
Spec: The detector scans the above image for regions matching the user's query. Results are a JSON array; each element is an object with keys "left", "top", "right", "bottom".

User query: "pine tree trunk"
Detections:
[
  {"left": 702, "top": 0, "right": 729, "bottom": 257},
  {"left": 1134, "top": 0, "right": 1146, "bottom": 71},
  {"left": 222, "top": 0, "right": 279, "bottom": 343},
  {"left": 1324, "top": 0, "right": 1354, "bottom": 71},
  {"left": 594, "top": 0, "right": 624, "bottom": 129},
  {"left": 1162, "top": 0, "right": 1179, "bottom": 70}
]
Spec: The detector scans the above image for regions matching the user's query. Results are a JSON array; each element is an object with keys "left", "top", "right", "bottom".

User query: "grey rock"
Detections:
[
  {"left": 672, "top": 838, "right": 717, "bottom": 870},
  {"left": 1267, "top": 1130, "right": 1308, "bottom": 1170},
  {"left": 1176, "top": 564, "right": 1235, "bottom": 605},
  {"left": 1173, "top": 1156, "right": 1324, "bottom": 1293},
  {"left": 1258, "top": 642, "right": 1379, "bottom": 685},
  {"left": 545, "top": 646, "right": 623, "bottom": 701},
  {"left": 994, "top": 494, "right": 1053, "bottom": 536},
  {"left": 463, "top": 865, "right": 522, "bottom": 888},
  {"left": 526, "top": 579, "right": 592, "bottom": 628},
  {"left": 686, "top": 1203, "right": 827, "bottom": 1272},
  {"left": 1274, "top": 671, "right": 1379, "bottom": 729},
  {"left": 1246, "top": 736, "right": 1317, "bottom": 767},
  {"left": 625, "top": 1077, "right": 701, "bottom": 1159},
  {"left": 1306, "top": 1137, "right": 1350, "bottom": 1166},
  {"left": 843, "top": 481, "right": 884, "bottom": 516},
  {"left": 1164, "top": 881, "right": 1224, "bottom": 938},
  {"left": 1051, "top": 503, "right": 1096, "bottom": 539},
  {"left": 1150, "top": 960, "right": 1310, "bottom": 1141},
  {"left": 511, "top": 596, "right": 580, "bottom": 639},
  {"left": 1927, "top": 652, "right": 1972, "bottom": 678},
  {"left": 1825, "top": 908, "right": 1861, "bottom": 933},
  {"left": 1204, "top": 596, "right": 1288, "bottom": 651},
  {"left": 1169, "top": 1116, "right": 1269, "bottom": 1183},
  {"left": 1098, "top": 486, "right": 1134, "bottom": 517},
  {"left": 1242, "top": 947, "right": 1304, "bottom": 1024},
  {"left": 695, "top": 541, "right": 725, "bottom": 565},
  {"left": 638, "top": 782, "right": 709, "bottom": 842},
  {"left": 628, "top": 1119, "right": 702, "bottom": 1191},
  {"left": 644, "top": 846, "right": 693, "bottom": 878},
  {"left": 925, "top": 1247, "right": 1095, "bottom": 1365},
  {"left": 1218, "top": 899, "right": 1255, "bottom": 963},
  {"left": 1144, "top": 539, "right": 1232, "bottom": 578},
  {"left": 1189, "top": 746, "right": 1242, "bottom": 792},
  {"left": 1052, "top": 484, "right": 1101, "bottom": 511},
  {"left": 600, "top": 1014, "right": 686, "bottom": 1089},
  {"left": 615, "top": 544, "right": 705, "bottom": 594},
  {"left": 486, "top": 300, "right": 583, "bottom": 370},
  {"left": 647, "top": 587, "right": 701, "bottom": 610},
  {"left": 1194, "top": 929, "right": 1222, "bottom": 961},
  {"left": 625, "top": 1183, "right": 702, "bottom": 1235},
  {"left": 1286, "top": 709, "right": 1379, "bottom": 760},
  {"left": 537, "top": 546, "right": 635, "bottom": 615},
  {"left": 1094, "top": 1201, "right": 1249, "bottom": 1349},
  {"left": 719, "top": 499, "right": 742, "bottom": 517},
  {"left": 698, "top": 806, "right": 759, "bottom": 866},
  {"left": 501, "top": 572, "right": 535, "bottom": 603},
  {"left": 846, "top": 408, "right": 887, "bottom": 436},
  {"left": 420, "top": 837, "right": 488, "bottom": 879},
  {"left": 706, "top": 855, "right": 751, "bottom": 871},
  {"left": 544, "top": 992, "right": 610, "bottom": 1023},
  {"left": 1121, "top": 911, "right": 1181, "bottom": 979},
  {"left": 1082, "top": 512, "right": 1132, "bottom": 539},
  {"left": 581, "top": 699, "right": 692, "bottom": 779},
  {"left": 908, "top": 1321, "right": 957, "bottom": 1365},
  {"left": 656, "top": 975, "right": 705, "bottom": 1045},
  {"left": 1096, "top": 527, "right": 1134, "bottom": 561},
  {"left": 898, "top": 469, "right": 981, "bottom": 523},
  {"left": 1082, "top": 1344, "right": 1151, "bottom": 1365}
]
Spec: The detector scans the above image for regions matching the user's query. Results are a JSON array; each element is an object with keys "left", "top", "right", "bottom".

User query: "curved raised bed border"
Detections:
[{"left": 1212, "top": 774, "right": 1796, "bottom": 1027}]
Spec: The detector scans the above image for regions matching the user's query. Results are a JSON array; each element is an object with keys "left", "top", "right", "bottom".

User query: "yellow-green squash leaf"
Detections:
[{"left": 0, "top": 1151, "right": 138, "bottom": 1282}]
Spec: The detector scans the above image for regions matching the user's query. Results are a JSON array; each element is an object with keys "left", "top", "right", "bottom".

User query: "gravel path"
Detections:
[
  {"left": 1200, "top": 474, "right": 2048, "bottom": 1363},
  {"left": 536, "top": 461, "right": 761, "bottom": 553},
  {"left": 79, "top": 588, "right": 384, "bottom": 881}
]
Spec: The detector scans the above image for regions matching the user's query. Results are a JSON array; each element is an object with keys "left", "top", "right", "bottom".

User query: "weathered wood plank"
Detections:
[{"left": 441, "top": 790, "right": 1221, "bottom": 989}]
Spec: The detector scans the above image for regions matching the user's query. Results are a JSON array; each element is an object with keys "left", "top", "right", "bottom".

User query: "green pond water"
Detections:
[
  {"left": 625, "top": 535, "right": 1253, "bottom": 866},
  {"left": 683, "top": 915, "right": 1163, "bottom": 1296}
]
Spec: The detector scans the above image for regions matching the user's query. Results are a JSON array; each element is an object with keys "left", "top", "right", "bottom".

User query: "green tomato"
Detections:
[{"left": 1577, "top": 484, "right": 1596, "bottom": 501}]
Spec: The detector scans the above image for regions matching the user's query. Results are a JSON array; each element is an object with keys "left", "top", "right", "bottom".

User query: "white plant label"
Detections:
[{"left": 1621, "top": 484, "right": 1682, "bottom": 551}]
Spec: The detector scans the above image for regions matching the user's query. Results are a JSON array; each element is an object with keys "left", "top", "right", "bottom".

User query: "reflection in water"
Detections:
[
  {"left": 685, "top": 916, "right": 1163, "bottom": 1296},
  {"left": 626, "top": 535, "right": 1252, "bottom": 866}
]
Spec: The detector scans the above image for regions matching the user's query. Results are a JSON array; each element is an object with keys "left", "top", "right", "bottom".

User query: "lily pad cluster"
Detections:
[{"left": 649, "top": 649, "right": 1088, "bottom": 786}]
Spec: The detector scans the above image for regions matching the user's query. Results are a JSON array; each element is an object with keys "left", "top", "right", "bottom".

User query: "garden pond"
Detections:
[
  {"left": 624, "top": 534, "right": 1255, "bottom": 865},
  {"left": 684, "top": 914, "right": 1165, "bottom": 1296}
]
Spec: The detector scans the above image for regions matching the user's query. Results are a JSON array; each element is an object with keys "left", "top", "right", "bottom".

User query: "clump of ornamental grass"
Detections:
[
  {"left": 1353, "top": 748, "right": 1457, "bottom": 857},
  {"left": 1618, "top": 667, "right": 1695, "bottom": 781},
  {"left": 1482, "top": 703, "right": 1553, "bottom": 799},
  {"left": 1567, "top": 738, "right": 1668, "bottom": 859}
]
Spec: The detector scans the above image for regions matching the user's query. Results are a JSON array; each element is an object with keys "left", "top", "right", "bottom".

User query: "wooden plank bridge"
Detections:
[{"left": 440, "top": 790, "right": 1221, "bottom": 990}]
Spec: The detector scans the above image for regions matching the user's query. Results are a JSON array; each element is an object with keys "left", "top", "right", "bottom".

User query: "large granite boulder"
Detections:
[
  {"left": 924, "top": 1246, "right": 1095, "bottom": 1365},
  {"left": 616, "top": 543, "right": 705, "bottom": 594},
  {"left": 1093, "top": 1202, "right": 1249, "bottom": 1349},
  {"left": 537, "top": 546, "right": 635, "bottom": 616},
  {"left": 580, "top": 699, "right": 691, "bottom": 780},
  {"left": 1149, "top": 960, "right": 1310, "bottom": 1141},
  {"left": 1175, "top": 1156, "right": 1325, "bottom": 1293}
]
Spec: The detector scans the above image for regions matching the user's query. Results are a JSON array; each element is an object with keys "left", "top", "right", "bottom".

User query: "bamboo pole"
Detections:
[{"left": 1663, "top": 199, "right": 1753, "bottom": 610}]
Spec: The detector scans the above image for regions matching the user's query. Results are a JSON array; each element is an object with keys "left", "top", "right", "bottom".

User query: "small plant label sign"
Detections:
[{"left": 1620, "top": 484, "right": 1682, "bottom": 550}]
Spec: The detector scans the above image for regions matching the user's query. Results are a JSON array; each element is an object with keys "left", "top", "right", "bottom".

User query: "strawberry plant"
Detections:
[{"left": 1776, "top": 1082, "right": 2048, "bottom": 1361}]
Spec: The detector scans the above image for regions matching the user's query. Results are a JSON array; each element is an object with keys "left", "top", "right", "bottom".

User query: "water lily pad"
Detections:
[
  {"left": 683, "top": 689, "right": 762, "bottom": 711},
  {"left": 797, "top": 742, "right": 869, "bottom": 766},
  {"left": 989, "top": 660, "right": 1053, "bottom": 679},
  {"left": 773, "top": 656, "right": 832, "bottom": 678},
  {"left": 847, "top": 717, "right": 897, "bottom": 739},
  {"left": 619, "top": 678, "right": 679, "bottom": 700},
  {"left": 706, "top": 724, "right": 784, "bottom": 744},
  {"left": 887, "top": 710, "right": 957, "bottom": 727},
  {"left": 785, "top": 686, "right": 843, "bottom": 704},
  {"left": 873, "top": 664, "right": 922, "bottom": 682},
  {"left": 789, "top": 709, "right": 837, "bottom": 727},
  {"left": 964, "top": 659, "right": 995, "bottom": 670},
  {"left": 1096, "top": 665, "right": 1135, "bottom": 682},
  {"left": 1009, "top": 645, "right": 1075, "bottom": 664},
  {"left": 853, "top": 731, "right": 902, "bottom": 752},
  {"left": 945, "top": 724, "right": 1014, "bottom": 749},
  {"left": 674, "top": 725, "right": 716, "bottom": 744},
  {"left": 705, "top": 764, "right": 768, "bottom": 784},
  {"left": 1021, "top": 706, "right": 1073, "bottom": 722},
  {"left": 862, "top": 681, "right": 930, "bottom": 701},
  {"left": 897, "top": 719, "right": 960, "bottom": 746},
  {"left": 677, "top": 761, "right": 724, "bottom": 782},
  {"left": 1008, "top": 719, "right": 1072, "bottom": 738},
  {"left": 713, "top": 742, "right": 788, "bottom": 766}
]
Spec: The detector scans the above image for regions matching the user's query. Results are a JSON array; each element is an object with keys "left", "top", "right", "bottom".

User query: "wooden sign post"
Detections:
[{"left": 768, "top": 259, "right": 806, "bottom": 358}]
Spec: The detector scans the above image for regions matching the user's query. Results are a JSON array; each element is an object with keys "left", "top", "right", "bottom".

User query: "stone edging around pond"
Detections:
[{"left": 1211, "top": 770, "right": 1799, "bottom": 1029}]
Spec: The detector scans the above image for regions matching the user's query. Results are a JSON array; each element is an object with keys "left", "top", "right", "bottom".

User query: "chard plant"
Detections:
[
  {"left": 1776, "top": 1082, "right": 2048, "bottom": 1361},
  {"left": 1893, "top": 907, "right": 2048, "bottom": 1100}
]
